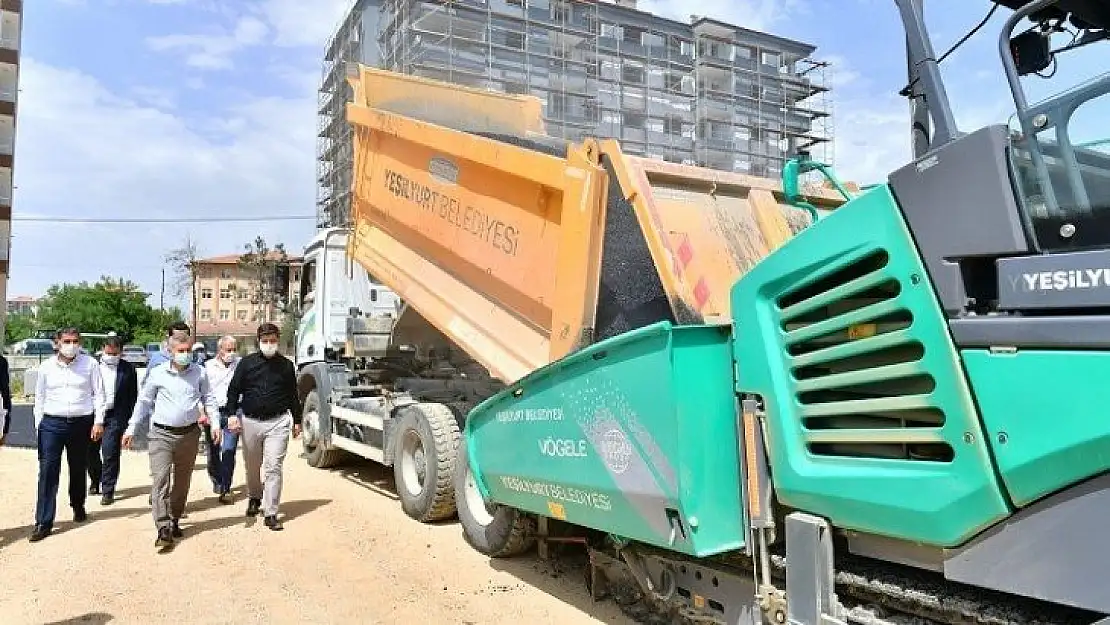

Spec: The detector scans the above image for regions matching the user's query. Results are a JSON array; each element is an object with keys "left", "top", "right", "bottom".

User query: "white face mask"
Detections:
[
  {"left": 259, "top": 343, "right": 278, "bottom": 357},
  {"left": 101, "top": 354, "right": 120, "bottom": 366},
  {"left": 59, "top": 344, "right": 79, "bottom": 359},
  {"left": 221, "top": 352, "right": 238, "bottom": 364}
]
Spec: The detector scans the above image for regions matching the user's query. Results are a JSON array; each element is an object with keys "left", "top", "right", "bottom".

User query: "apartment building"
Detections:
[
  {"left": 192, "top": 252, "right": 303, "bottom": 347},
  {"left": 6, "top": 294, "right": 36, "bottom": 316},
  {"left": 316, "top": 0, "right": 832, "bottom": 228},
  {"left": 0, "top": 0, "right": 21, "bottom": 332}
]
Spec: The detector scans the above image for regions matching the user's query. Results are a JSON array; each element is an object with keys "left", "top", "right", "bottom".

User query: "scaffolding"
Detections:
[
  {"left": 317, "top": 0, "right": 834, "bottom": 228},
  {"left": 316, "top": 1, "right": 366, "bottom": 228}
]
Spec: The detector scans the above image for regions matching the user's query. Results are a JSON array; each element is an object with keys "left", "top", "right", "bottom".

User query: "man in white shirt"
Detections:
[
  {"left": 123, "top": 332, "right": 219, "bottom": 549},
  {"left": 30, "top": 327, "right": 108, "bottom": 542},
  {"left": 203, "top": 335, "right": 241, "bottom": 504}
]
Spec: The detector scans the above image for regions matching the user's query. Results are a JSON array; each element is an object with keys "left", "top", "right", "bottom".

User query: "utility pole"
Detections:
[{"left": 160, "top": 268, "right": 165, "bottom": 311}]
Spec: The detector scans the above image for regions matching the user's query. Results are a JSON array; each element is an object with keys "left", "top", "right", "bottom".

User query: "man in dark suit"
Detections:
[
  {"left": 0, "top": 351, "right": 11, "bottom": 445},
  {"left": 89, "top": 336, "right": 139, "bottom": 504}
]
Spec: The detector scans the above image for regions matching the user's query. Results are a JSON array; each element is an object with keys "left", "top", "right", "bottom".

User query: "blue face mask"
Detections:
[{"left": 173, "top": 352, "right": 192, "bottom": 367}]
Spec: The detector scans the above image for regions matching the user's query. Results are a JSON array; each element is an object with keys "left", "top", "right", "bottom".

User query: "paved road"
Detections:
[{"left": 3, "top": 404, "right": 149, "bottom": 451}]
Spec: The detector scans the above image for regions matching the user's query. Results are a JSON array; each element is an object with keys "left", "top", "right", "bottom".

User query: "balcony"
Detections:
[
  {"left": 0, "top": 166, "right": 11, "bottom": 207},
  {"left": 0, "top": 220, "right": 10, "bottom": 264},
  {"left": 0, "top": 10, "right": 18, "bottom": 51},
  {"left": 0, "top": 62, "right": 15, "bottom": 102},
  {"left": 0, "top": 116, "right": 13, "bottom": 156}
]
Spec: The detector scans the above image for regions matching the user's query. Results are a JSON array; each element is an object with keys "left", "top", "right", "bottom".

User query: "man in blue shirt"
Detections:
[
  {"left": 124, "top": 332, "right": 219, "bottom": 549},
  {"left": 141, "top": 320, "right": 193, "bottom": 506},
  {"left": 143, "top": 321, "right": 192, "bottom": 385}
]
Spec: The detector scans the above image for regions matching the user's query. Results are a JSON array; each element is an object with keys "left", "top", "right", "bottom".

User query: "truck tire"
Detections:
[
  {"left": 301, "top": 390, "right": 343, "bottom": 469},
  {"left": 454, "top": 438, "right": 535, "bottom": 557},
  {"left": 393, "top": 403, "right": 459, "bottom": 522}
]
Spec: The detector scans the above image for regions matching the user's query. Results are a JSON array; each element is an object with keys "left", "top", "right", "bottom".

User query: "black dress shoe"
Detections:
[
  {"left": 171, "top": 519, "right": 183, "bottom": 538},
  {"left": 245, "top": 498, "right": 261, "bottom": 517},
  {"left": 89, "top": 484, "right": 100, "bottom": 495},
  {"left": 73, "top": 507, "right": 88, "bottom": 523},
  {"left": 218, "top": 492, "right": 232, "bottom": 505},
  {"left": 29, "top": 525, "right": 50, "bottom": 542},
  {"left": 264, "top": 515, "right": 283, "bottom": 531},
  {"left": 101, "top": 493, "right": 114, "bottom": 506},
  {"left": 155, "top": 527, "right": 174, "bottom": 548}
]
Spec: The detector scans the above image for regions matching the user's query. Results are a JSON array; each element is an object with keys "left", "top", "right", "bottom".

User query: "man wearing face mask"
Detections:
[
  {"left": 89, "top": 336, "right": 139, "bottom": 505},
  {"left": 191, "top": 342, "right": 208, "bottom": 365},
  {"left": 142, "top": 321, "right": 194, "bottom": 506},
  {"left": 225, "top": 323, "right": 302, "bottom": 530},
  {"left": 203, "top": 335, "right": 241, "bottom": 504},
  {"left": 123, "top": 332, "right": 220, "bottom": 549},
  {"left": 30, "top": 327, "right": 107, "bottom": 542}
]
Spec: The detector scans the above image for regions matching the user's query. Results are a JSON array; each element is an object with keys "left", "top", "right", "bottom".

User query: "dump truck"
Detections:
[{"left": 294, "top": 0, "right": 1110, "bottom": 622}]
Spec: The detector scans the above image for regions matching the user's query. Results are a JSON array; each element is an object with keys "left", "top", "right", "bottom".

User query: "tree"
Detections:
[
  {"left": 164, "top": 235, "right": 201, "bottom": 331},
  {"left": 4, "top": 312, "right": 34, "bottom": 345},
  {"left": 35, "top": 276, "right": 183, "bottom": 345},
  {"left": 239, "top": 236, "right": 300, "bottom": 351},
  {"left": 238, "top": 235, "right": 289, "bottom": 325}
]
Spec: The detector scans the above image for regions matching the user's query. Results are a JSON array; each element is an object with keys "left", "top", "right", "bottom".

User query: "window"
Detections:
[
  {"left": 220, "top": 288, "right": 232, "bottom": 299},
  {"left": 622, "top": 63, "right": 644, "bottom": 84},
  {"left": 299, "top": 260, "right": 316, "bottom": 307},
  {"left": 200, "top": 310, "right": 212, "bottom": 320},
  {"left": 219, "top": 310, "right": 230, "bottom": 320},
  {"left": 237, "top": 310, "right": 248, "bottom": 321},
  {"left": 623, "top": 112, "right": 646, "bottom": 129},
  {"left": 238, "top": 289, "right": 249, "bottom": 300},
  {"left": 201, "top": 288, "right": 213, "bottom": 299},
  {"left": 623, "top": 26, "right": 643, "bottom": 45},
  {"left": 504, "top": 31, "right": 524, "bottom": 50},
  {"left": 220, "top": 269, "right": 233, "bottom": 279}
]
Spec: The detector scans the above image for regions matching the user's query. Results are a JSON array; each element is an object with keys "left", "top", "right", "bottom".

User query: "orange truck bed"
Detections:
[{"left": 344, "top": 64, "right": 848, "bottom": 383}]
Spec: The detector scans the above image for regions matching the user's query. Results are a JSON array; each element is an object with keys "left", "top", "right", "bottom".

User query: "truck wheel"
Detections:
[
  {"left": 302, "top": 390, "right": 342, "bottom": 469},
  {"left": 454, "top": 438, "right": 535, "bottom": 557},
  {"left": 393, "top": 403, "right": 459, "bottom": 522}
]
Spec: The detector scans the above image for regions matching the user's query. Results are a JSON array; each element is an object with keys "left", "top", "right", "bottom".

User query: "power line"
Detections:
[{"left": 11, "top": 215, "right": 317, "bottom": 223}]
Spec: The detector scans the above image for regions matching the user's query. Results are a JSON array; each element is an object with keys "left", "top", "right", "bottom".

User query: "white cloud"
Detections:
[
  {"left": 11, "top": 57, "right": 319, "bottom": 303},
  {"left": 253, "top": 0, "right": 354, "bottom": 48},
  {"left": 146, "top": 15, "right": 270, "bottom": 70}
]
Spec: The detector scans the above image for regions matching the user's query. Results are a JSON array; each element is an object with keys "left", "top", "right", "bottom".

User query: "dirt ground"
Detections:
[{"left": 0, "top": 445, "right": 636, "bottom": 625}]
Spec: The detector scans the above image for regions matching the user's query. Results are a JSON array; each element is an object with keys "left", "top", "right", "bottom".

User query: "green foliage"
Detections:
[
  {"left": 5, "top": 312, "right": 34, "bottom": 345},
  {"left": 34, "top": 276, "right": 184, "bottom": 345},
  {"left": 239, "top": 236, "right": 294, "bottom": 346}
]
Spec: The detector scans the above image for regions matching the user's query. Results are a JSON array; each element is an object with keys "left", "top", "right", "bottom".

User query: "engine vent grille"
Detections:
[{"left": 775, "top": 249, "right": 953, "bottom": 462}]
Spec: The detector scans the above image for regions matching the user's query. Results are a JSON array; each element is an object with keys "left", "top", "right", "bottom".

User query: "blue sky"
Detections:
[{"left": 12, "top": 0, "right": 1105, "bottom": 309}]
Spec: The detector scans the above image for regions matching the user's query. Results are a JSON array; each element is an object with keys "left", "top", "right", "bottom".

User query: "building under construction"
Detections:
[{"left": 316, "top": 0, "right": 833, "bottom": 228}]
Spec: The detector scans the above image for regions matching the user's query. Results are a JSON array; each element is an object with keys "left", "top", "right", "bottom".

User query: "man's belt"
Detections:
[
  {"left": 45, "top": 413, "right": 93, "bottom": 420},
  {"left": 247, "top": 410, "right": 287, "bottom": 421},
  {"left": 152, "top": 422, "right": 199, "bottom": 435}
]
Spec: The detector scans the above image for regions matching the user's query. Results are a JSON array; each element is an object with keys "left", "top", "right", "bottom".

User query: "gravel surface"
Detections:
[{"left": 0, "top": 445, "right": 634, "bottom": 625}]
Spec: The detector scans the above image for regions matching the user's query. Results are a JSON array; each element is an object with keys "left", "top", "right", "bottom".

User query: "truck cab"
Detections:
[{"left": 295, "top": 227, "right": 401, "bottom": 369}]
